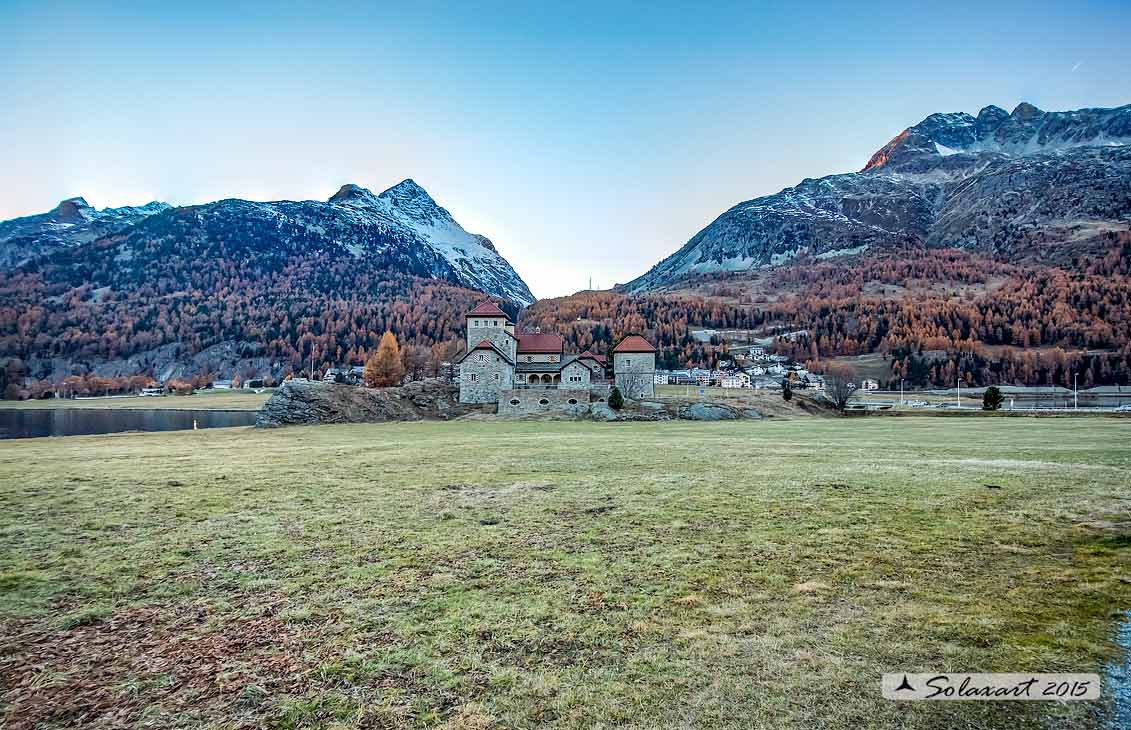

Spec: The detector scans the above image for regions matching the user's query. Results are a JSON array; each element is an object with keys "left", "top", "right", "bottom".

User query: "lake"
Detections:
[{"left": 0, "top": 408, "right": 258, "bottom": 439}]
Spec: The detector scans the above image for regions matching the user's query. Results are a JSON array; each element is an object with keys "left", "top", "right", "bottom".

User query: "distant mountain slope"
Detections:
[
  {"left": 623, "top": 103, "right": 1131, "bottom": 292},
  {"left": 1, "top": 179, "right": 534, "bottom": 306},
  {"left": 0, "top": 179, "right": 534, "bottom": 382},
  {"left": 0, "top": 197, "right": 170, "bottom": 268}
]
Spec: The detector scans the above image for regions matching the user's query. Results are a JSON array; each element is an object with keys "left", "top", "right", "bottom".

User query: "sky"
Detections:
[{"left": 2, "top": 1, "right": 1129, "bottom": 299}]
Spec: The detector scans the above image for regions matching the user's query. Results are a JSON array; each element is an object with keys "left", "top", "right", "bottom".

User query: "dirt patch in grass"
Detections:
[
  {"left": 440, "top": 481, "right": 556, "bottom": 499},
  {"left": 0, "top": 598, "right": 306, "bottom": 729}
]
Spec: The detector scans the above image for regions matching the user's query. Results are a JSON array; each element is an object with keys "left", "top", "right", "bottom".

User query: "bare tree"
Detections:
[
  {"left": 822, "top": 363, "right": 858, "bottom": 412},
  {"left": 431, "top": 339, "right": 465, "bottom": 382},
  {"left": 400, "top": 345, "right": 431, "bottom": 381},
  {"left": 614, "top": 372, "right": 654, "bottom": 400}
]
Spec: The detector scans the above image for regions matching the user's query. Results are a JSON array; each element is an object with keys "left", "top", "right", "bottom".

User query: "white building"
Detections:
[{"left": 721, "top": 372, "right": 751, "bottom": 389}]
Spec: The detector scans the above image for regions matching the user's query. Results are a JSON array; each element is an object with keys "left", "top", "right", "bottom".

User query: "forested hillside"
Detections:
[
  {"left": 3, "top": 233, "right": 1129, "bottom": 396},
  {"left": 524, "top": 241, "right": 1131, "bottom": 388},
  {"left": 0, "top": 245, "right": 516, "bottom": 397}
]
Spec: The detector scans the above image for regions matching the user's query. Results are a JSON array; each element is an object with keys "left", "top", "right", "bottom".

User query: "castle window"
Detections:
[
  {"left": 478, "top": 354, "right": 485, "bottom": 362},
  {"left": 567, "top": 398, "right": 578, "bottom": 405},
  {"left": 474, "top": 320, "right": 480, "bottom": 327},
  {"left": 469, "top": 373, "right": 478, "bottom": 382},
  {"left": 538, "top": 398, "right": 549, "bottom": 405},
  {"left": 509, "top": 398, "right": 520, "bottom": 405},
  {"left": 493, "top": 373, "right": 500, "bottom": 381}
]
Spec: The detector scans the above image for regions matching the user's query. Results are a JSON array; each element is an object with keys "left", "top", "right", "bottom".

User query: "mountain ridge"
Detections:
[
  {"left": 622, "top": 102, "right": 1131, "bottom": 293},
  {"left": 0, "top": 179, "right": 535, "bottom": 306}
]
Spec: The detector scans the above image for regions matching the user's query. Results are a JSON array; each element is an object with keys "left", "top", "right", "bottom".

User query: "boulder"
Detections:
[
  {"left": 678, "top": 403, "right": 740, "bottom": 421},
  {"left": 590, "top": 403, "right": 620, "bottom": 421}
]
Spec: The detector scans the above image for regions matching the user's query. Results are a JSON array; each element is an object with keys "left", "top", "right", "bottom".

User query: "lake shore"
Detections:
[{"left": 0, "top": 389, "right": 273, "bottom": 411}]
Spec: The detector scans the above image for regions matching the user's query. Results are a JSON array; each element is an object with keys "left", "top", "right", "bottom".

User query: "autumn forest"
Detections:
[{"left": 1, "top": 229, "right": 1129, "bottom": 398}]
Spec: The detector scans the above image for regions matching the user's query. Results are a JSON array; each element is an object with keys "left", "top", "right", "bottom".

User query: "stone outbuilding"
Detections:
[{"left": 612, "top": 335, "right": 657, "bottom": 399}]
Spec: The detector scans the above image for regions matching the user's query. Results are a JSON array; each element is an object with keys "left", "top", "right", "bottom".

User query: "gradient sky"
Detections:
[{"left": 2, "top": 1, "right": 1129, "bottom": 298}]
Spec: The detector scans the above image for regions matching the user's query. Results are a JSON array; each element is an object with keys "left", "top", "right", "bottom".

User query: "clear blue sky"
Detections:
[{"left": 2, "top": 1, "right": 1129, "bottom": 298}]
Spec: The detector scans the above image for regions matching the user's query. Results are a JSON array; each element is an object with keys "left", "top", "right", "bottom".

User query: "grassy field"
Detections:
[
  {"left": 1, "top": 389, "right": 273, "bottom": 411},
  {"left": 1, "top": 418, "right": 1129, "bottom": 729}
]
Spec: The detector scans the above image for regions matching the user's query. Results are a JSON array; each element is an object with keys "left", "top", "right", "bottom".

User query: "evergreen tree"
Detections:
[{"left": 982, "top": 385, "right": 1004, "bottom": 411}]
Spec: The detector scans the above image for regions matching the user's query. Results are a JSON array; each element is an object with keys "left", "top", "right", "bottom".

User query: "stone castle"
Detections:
[{"left": 457, "top": 301, "right": 656, "bottom": 412}]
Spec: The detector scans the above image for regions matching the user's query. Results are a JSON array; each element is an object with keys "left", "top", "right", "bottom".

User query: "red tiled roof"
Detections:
[
  {"left": 466, "top": 301, "right": 508, "bottom": 317},
  {"left": 612, "top": 335, "right": 656, "bottom": 353},
  {"left": 516, "top": 332, "right": 564, "bottom": 354}
]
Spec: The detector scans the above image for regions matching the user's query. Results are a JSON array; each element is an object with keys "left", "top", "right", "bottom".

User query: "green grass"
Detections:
[{"left": 1, "top": 418, "right": 1129, "bottom": 728}]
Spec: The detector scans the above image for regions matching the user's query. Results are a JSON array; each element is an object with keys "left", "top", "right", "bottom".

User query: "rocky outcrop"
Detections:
[
  {"left": 589, "top": 400, "right": 762, "bottom": 422},
  {"left": 255, "top": 378, "right": 475, "bottom": 427},
  {"left": 589, "top": 403, "right": 621, "bottom": 421},
  {"left": 678, "top": 403, "right": 741, "bottom": 421}
]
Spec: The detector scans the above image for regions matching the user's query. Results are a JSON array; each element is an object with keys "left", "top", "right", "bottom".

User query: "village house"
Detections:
[
  {"left": 457, "top": 301, "right": 657, "bottom": 407},
  {"left": 720, "top": 372, "right": 751, "bottom": 389}
]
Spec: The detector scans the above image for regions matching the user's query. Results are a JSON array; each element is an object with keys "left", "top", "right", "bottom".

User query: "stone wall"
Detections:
[
  {"left": 458, "top": 351, "right": 514, "bottom": 404},
  {"left": 498, "top": 388, "right": 590, "bottom": 416}
]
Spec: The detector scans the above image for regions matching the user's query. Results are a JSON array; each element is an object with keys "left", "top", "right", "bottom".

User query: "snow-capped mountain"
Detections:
[
  {"left": 323, "top": 179, "right": 534, "bottom": 305},
  {"left": 0, "top": 197, "right": 171, "bottom": 267},
  {"left": 1, "top": 180, "right": 535, "bottom": 305},
  {"left": 622, "top": 102, "right": 1131, "bottom": 292}
]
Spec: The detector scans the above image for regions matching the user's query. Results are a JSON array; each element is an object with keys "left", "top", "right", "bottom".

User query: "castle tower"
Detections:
[
  {"left": 612, "top": 335, "right": 657, "bottom": 399},
  {"left": 465, "top": 301, "right": 516, "bottom": 361}
]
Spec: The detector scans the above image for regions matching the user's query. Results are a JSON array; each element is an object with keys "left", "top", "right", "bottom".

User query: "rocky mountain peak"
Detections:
[
  {"left": 378, "top": 178, "right": 433, "bottom": 204},
  {"left": 1011, "top": 101, "right": 1043, "bottom": 118},
  {"left": 975, "top": 105, "right": 1009, "bottom": 136},
  {"left": 51, "top": 197, "right": 95, "bottom": 223},
  {"left": 327, "top": 183, "right": 378, "bottom": 205}
]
